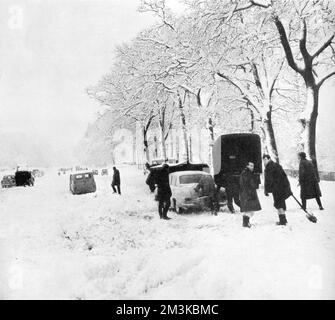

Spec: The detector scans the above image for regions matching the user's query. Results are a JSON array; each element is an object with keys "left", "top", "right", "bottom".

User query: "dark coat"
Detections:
[
  {"left": 145, "top": 171, "right": 156, "bottom": 192},
  {"left": 194, "top": 175, "right": 216, "bottom": 198},
  {"left": 239, "top": 168, "right": 261, "bottom": 212},
  {"left": 112, "top": 169, "right": 120, "bottom": 185},
  {"left": 156, "top": 167, "right": 171, "bottom": 201},
  {"left": 221, "top": 173, "right": 240, "bottom": 192},
  {"left": 299, "top": 159, "right": 321, "bottom": 199},
  {"left": 264, "top": 160, "right": 292, "bottom": 202}
]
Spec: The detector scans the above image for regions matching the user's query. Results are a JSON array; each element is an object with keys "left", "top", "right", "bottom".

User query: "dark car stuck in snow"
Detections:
[
  {"left": 1, "top": 175, "right": 16, "bottom": 188},
  {"left": 70, "top": 172, "right": 97, "bottom": 195}
]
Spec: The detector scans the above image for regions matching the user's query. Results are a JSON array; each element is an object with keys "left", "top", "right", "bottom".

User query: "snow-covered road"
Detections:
[{"left": 1, "top": 166, "right": 334, "bottom": 299}]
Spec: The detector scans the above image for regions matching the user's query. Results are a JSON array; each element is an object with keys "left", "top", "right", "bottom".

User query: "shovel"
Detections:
[{"left": 291, "top": 193, "right": 317, "bottom": 223}]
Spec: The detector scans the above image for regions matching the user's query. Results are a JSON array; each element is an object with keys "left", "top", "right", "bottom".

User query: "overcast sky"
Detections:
[{"left": 0, "top": 0, "right": 161, "bottom": 158}]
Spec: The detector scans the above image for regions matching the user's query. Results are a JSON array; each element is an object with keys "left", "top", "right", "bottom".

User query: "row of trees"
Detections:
[{"left": 88, "top": 0, "right": 335, "bottom": 172}]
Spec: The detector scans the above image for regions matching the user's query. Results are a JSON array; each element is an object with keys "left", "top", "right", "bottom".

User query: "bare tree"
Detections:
[
  {"left": 272, "top": 0, "right": 335, "bottom": 173},
  {"left": 156, "top": 95, "right": 176, "bottom": 160}
]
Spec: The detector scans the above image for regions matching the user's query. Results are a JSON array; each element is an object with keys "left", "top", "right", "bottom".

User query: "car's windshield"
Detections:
[{"left": 179, "top": 174, "right": 203, "bottom": 184}]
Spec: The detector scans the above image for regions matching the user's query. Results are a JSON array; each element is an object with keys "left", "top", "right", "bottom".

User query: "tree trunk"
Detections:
[
  {"left": 299, "top": 85, "right": 319, "bottom": 179},
  {"left": 208, "top": 117, "right": 214, "bottom": 168},
  {"left": 160, "top": 125, "right": 167, "bottom": 160},
  {"left": 154, "top": 135, "right": 158, "bottom": 158},
  {"left": 260, "top": 127, "right": 268, "bottom": 155},
  {"left": 143, "top": 127, "right": 150, "bottom": 163},
  {"left": 262, "top": 106, "right": 279, "bottom": 163},
  {"left": 158, "top": 107, "right": 168, "bottom": 161},
  {"left": 189, "top": 135, "right": 193, "bottom": 163},
  {"left": 178, "top": 94, "right": 189, "bottom": 162},
  {"left": 249, "top": 108, "right": 255, "bottom": 133}
]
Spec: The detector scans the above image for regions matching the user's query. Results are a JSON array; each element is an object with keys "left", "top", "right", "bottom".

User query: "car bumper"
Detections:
[{"left": 180, "top": 196, "right": 211, "bottom": 209}]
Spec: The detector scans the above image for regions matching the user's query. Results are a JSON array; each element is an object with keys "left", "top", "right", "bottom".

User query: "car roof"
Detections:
[
  {"left": 71, "top": 171, "right": 93, "bottom": 176},
  {"left": 170, "top": 170, "right": 210, "bottom": 177}
]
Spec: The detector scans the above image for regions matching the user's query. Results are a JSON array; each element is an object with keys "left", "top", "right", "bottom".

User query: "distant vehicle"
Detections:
[
  {"left": 169, "top": 171, "right": 216, "bottom": 213},
  {"left": 15, "top": 171, "right": 34, "bottom": 187},
  {"left": 212, "top": 133, "right": 262, "bottom": 188},
  {"left": 76, "top": 166, "right": 88, "bottom": 172},
  {"left": 101, "top": 169, "right": 108, "bottom": 176},
  {"left": 70, "top": 172, "right": 96, "bottom": 195},
  {"left": 32, "top": 169, "right": 44, "bottom": 178},
  {"left": 58, "top": 168, "right": 66, "bottom": 175},
  {"left": 92, "top": 169, "right": 99, "bottom": 175},
  {"left": 1, "top": 175, "right": 16, "bottom": 188}
]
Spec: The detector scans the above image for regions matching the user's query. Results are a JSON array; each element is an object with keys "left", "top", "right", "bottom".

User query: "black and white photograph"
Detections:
[{"left": 0, "top": 0, "right": 334, "bottom": 301}]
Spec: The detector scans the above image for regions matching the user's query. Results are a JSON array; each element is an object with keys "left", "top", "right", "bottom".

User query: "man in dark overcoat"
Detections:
[
  {"left": 263, "top": 154, "right": 292, "bottom": 225},
  {"left": 239, "top": 162, "right": 261, "bottom": 228},
  {"left": 111, "top": 166, "right": 121, "bottom": 195},
  {"left": 298, "top": 152, "right": 324, "bottom": 210},
  {"left": 155, "top": 164, "right": 172, "bottom": 220}
]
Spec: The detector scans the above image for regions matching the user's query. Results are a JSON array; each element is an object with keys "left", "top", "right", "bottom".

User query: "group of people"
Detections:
[
  {"left": 153, "top": 152, "right": 324, "bottom": 226},
  {"left": 237, "top": 153, "right": 323, "bottom": 228},
  {"left": 115, "top": 151, "right": 324, "bottom": 225}
]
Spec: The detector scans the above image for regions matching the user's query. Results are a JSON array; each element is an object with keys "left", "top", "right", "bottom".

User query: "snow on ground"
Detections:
[{"left": 0, "top": 165, "right": 334, "bottom": 300}]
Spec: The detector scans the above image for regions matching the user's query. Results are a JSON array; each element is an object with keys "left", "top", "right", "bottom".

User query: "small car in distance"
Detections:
[
  {"left": 92, "top": 169, "right": 99, "bottom": 175},
  {"left": 169, "top": 171, "right": 216, "bottom": 213},
  {"left": 32, "top": 169, "right": 44, "bottom": 178},
  {"left": 1, "top": 175, "right": 16, "bottom": 188},
  {"left": 70, "top": 172, "right": 96, "bottom": 195},
  {"left": 101, "top": 169, "right": 108, "bottom": 176}
]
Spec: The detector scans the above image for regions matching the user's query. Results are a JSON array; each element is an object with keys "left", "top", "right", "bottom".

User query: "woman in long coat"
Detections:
[
  {"left": 298, "top": 152, "right": 324, "bottom": 210},
  {"left": 239, "top": 162, "right": 261, "bottom": 228}
]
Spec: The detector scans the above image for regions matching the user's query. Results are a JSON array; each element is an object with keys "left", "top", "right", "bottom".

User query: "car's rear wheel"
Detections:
[
  {"left": 177, "top": 206, "right": 184, "bottom": 214},
  {"left": 173, "top": 199, "right": 184, "bottom": 214}
]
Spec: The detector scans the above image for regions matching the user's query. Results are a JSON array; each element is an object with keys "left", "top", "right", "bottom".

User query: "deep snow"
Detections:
[{"left": 0, "top": 165, "right": 334, "bottom": 300}]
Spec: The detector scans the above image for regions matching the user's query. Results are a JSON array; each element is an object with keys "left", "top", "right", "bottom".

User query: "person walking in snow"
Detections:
[
  {"left": 298, "top": 152, "right": 324, "bottom": 211},
  {"left": 239, "top": 162, "right": 261, "bottom": 228},
  {"left": 263, "top": 154, "right": 292, "bottom": 225},
  {"left": 111, "top": 166, "right": 121, "bottom": 195},
  {"left": 155, "top": 163, "right": 172, "bottom": 220}
]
